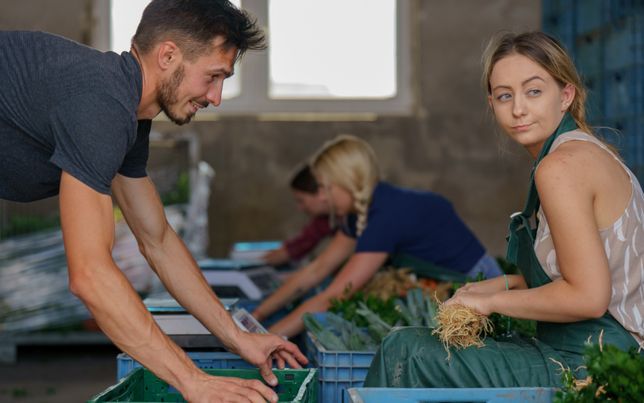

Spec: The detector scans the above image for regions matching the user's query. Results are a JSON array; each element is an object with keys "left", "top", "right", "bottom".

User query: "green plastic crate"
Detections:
[{"left": 88, "top": 367, "right": 318, "bottom": 402}]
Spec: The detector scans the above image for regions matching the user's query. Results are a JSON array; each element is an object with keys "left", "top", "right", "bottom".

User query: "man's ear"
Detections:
[
  {"left": 561, "top": 83, "right": 576, "bottom": 112},
  {"left": 156, "top": 41, "right": 181, "bottom": 71}
]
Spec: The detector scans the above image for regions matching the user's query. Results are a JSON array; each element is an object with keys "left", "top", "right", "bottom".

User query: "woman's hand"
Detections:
[{"left": 445, "top": 288, "right": 496, "bottom": 316}]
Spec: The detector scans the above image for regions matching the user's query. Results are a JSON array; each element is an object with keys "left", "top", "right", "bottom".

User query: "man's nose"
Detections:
[{"left": 206, "top": 81, "right": 223, "bottom": 106}]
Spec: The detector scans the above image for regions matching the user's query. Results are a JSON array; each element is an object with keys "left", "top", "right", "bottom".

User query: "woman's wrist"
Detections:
[{"left": 487, "top": 281, "right": 510, "bottom": 314}]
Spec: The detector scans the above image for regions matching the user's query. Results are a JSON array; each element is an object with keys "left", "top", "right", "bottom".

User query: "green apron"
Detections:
[
  {"left": 390, "top": 253, "right": 469, "bottom": 283},
  {"left": 364, "top": 114, "right": 639, "bottom": 388},
  {"left": 506, "top": 114, "right": 637, "bottom": 356}
]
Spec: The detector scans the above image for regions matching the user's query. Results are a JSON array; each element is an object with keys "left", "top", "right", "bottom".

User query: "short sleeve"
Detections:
[
  {"left": 354, "top": 209, "right": 397, "bottom": 254},
  {"left": 118, "top": 119, "right": 151, "bottom": 178},
  {"left": 48, "top": 93, "right": 136, "bottom": 195},
  {"left": 341, "top": 214, "right": 358, "bottom": 238}
]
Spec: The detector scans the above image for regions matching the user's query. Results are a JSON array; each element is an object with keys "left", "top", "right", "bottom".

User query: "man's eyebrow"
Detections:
[{"left": 207, "top": 68, "right": 234, "bottom": 78}]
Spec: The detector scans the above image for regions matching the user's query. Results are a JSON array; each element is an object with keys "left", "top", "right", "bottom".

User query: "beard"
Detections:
[{"left": 157, "top": 64, "right": 193, "bottom": 125}]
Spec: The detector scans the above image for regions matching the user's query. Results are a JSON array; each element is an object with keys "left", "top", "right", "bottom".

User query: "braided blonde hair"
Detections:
[{"left": 311, "top": 135, "right": 379, "bottom": 236}]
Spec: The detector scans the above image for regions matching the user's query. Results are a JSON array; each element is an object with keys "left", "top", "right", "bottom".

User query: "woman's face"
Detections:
[
  {"left": 314, "top": 173, "right": 354, "bottom": 216},
  {"left": 292, "top": 189, "right": 330, "bottom": 217},
  {"left": 488, "top": 53, "right": 575, "bottom": 157},
  {"left": 327, "top": 183, "right": 354, "bottom": 216}
]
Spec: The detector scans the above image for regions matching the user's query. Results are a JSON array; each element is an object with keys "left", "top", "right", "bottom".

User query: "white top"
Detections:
[{"left": 534, "top": 130, "right": 644, "bottom": 347}]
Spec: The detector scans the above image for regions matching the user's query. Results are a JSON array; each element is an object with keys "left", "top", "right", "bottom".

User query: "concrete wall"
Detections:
[{"left": 1, "top": 0, "right": 540, "bottom": 258}]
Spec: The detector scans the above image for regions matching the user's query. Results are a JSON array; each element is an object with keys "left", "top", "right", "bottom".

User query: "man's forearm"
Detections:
[
  {"left": 141, "top": 226, "right": 244, "bottom": 352},
  {"left": 71, "top": 259, "right": 201, "bottom": 396}
]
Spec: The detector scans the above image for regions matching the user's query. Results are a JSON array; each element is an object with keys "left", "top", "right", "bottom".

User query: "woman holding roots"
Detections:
[{"left": 365, "top": 31, "right": 644, "bottom": 388}]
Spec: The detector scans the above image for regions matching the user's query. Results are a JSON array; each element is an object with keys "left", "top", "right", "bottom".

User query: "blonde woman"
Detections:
[
  {"left": 365, "top": 31, "right": 643, "bottom": 389},
  {"left": 253, "top": 135, "right": 501, "bottom": 337}
]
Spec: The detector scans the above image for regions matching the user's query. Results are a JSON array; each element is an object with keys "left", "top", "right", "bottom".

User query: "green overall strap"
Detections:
[
  {"left": 505, "top": 113, "right": 577, "bottom": 274},
  {"left": 504, "top": 113, "right": 638, "bottom": 354}
]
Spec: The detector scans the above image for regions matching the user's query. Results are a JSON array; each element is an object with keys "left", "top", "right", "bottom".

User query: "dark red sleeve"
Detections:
[{"left": 283, "top": 215, "right": 334, "bottom": 260}]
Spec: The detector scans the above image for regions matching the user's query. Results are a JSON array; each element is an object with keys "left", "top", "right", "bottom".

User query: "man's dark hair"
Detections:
[
  {"left": 132, "top": 0, "right": 266, "bottom": 61},
  {"left": 290, "top": 165, "right": 319, "bottom": 194}
]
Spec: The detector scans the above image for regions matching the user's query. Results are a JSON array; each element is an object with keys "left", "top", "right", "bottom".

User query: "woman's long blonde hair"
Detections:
[
  {"left": 482, "top": 31, "right": 593, "bottom": 136},
  {"left": 311, "top": 135, "right": 380, "bottom": 236}
]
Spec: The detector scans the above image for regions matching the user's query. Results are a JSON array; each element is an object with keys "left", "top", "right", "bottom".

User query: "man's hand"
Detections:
[
  {"left": 184, "top": 372, "right": 278, "bottom": 403},
  {"left": 235, "top": 333, "right": 308, "bottom": 386}
]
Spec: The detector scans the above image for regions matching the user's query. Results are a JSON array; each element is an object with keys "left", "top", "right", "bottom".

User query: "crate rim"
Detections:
[{"left": 89, "top": 367, "right": 318, "bottom": 403}]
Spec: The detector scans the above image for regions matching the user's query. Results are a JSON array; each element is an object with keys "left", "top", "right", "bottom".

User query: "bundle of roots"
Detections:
[{"left": 432, "top": 303, "right": 493, "bottom": 359}]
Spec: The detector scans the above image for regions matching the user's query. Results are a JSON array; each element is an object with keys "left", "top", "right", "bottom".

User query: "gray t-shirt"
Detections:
[{"left": 0, "top": 31, "right": 151, "bottom": 202}]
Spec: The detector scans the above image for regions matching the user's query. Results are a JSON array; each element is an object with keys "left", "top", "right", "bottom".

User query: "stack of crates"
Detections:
[
  {"left": 543, "top": 0, "right": 644, "bottom": 180},
  {"left": 304, "top": 313, "right": 377, "bottom": 402},
  {"left": 305, "top": 331, "right": 376, "bottom": 403}
]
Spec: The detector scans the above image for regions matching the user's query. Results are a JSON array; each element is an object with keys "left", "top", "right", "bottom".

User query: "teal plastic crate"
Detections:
[
  {"left": 117, "top": 351, "right": 254, "bottom": 380},
  {"left": 345, "top": 387, "right": 556, "bottom": 403},
  {"left": 577, "top": 0, "right": 605, "bottom": 34},
  {"left": 576, "top": 33, "right": 603, "bottom": 77},
  {"left": 604, "top": 15, "right": 643, "bottom": 71},
  {"left": 305, "top": 317, "right": 376, "bottom": 403},
  {"left": 90, "top": 367, "right": 318, "bottom": 403},
  {"left": 605, "top": 65, "right": 644, "bottom": 118}
]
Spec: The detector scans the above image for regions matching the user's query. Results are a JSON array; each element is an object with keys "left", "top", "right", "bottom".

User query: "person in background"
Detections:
[
  {"left": 365, "top": 31, "right": 643, "bottom": 389},
  {"left": 253, "top": 135, "right": 502, "bottom": 338},
  {"left": 263, "top": 165, "right": 334, "bottom": 267},
  {"left": 0, "top": 1, "right": 306, "bottom": 401}
]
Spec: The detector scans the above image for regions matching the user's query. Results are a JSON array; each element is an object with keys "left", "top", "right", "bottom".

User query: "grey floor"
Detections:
[{"left": 0, "top": 344, "right": 119, "bottom": 403}]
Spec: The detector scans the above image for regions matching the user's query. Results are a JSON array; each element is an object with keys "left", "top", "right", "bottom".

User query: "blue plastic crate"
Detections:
[
  {"left": 608, "top": 0, "right": 644, "bottom": 24},
  {"left": 598, "top": 114, "right": 644, "bottom": 183},
  {"left": 622, "top": 115, "right": 644, "bottom": 168},
  {"left": 604, "top": 15, "right": 644, "bottom": 71},
  {"left": 305, "top": 332, "right": 376, "bottom": 403},
  {"left": 345, "top": 387, "right": 556, "bottom": 403},
  {"left": 576, "top": 33, "right": 603, "bottom": 77},
  {"left": 604, "top": 65, "right": 644, "bottom": 118},
  {"left": 576, "top": 0, "right": 605, "bottom": 34},
  {"left": 116, "top": 351, "right": 254, "bottom": 380},
  {"left": 542, "top": 0, "right": 576, "bottom": 53},
  {"left": 583, "top": 72, "right": 605, "bottom": 122}
]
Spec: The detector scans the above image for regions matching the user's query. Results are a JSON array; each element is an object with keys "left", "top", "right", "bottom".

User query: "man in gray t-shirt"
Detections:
[{"left": 0, "top": 1, "right": 306, "bottom": 401}]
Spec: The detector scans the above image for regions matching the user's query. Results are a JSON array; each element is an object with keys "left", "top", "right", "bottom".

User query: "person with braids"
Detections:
[
  {"left": 253, "top": 135, "right": 501, "bottom": 338},
  {"left": 0, "top": 1, "right": 307, "bottom": 401},
  {"left": 365, "top": 31, "right": 643, "bottom": 389}
]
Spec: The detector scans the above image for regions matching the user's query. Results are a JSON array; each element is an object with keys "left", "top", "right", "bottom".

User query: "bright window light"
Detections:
[{"left": 268, "top": 0, "right": 397, "bottom": 99}]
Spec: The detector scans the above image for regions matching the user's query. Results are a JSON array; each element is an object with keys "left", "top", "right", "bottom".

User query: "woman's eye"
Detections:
[
  {"left": 527, "top": 89, "right": 542, "bottom": 96},
  {"left": 496, "top": 93, "right": 511, "bottom": 102}
]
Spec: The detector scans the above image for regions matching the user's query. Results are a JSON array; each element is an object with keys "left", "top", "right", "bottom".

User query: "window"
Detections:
[
  {"left": 96, "top": 0, "right": 412, "bottom": 116},
  {"left": 268, "top": 0, "right": 397, "bottom": 100}
]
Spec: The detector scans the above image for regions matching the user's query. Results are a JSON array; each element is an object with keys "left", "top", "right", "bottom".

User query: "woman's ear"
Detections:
[
  {"left": 487, "top": 94, "right": 494, "bottom": 111},
  {"left": 561, "top": 83, "right": 576, "bottom": 112}
]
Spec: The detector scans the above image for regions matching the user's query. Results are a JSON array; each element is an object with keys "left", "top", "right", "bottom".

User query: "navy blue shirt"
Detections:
[
  {"left": 0, "top": 31, "right": 150, "bottom": 202},
  {"left": 342, "top": 182, "right": 485, "bottom": 273}
]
